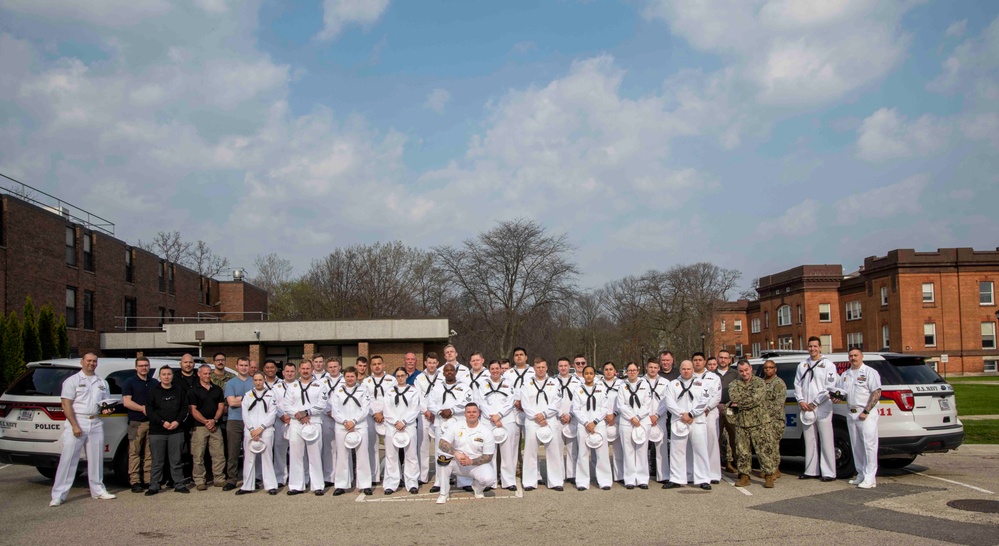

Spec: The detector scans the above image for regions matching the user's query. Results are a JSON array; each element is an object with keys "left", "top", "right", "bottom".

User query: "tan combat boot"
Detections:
[
  {"left": 764, "top": 474, "right": 775, "bottom": 488},
  {"left": 725, "top": 462, "right": 739, "bottom": 474},
  {"left": 735, "top": 474, "right": 751, "bottom": 487},
  {"left": 773, "top": 469, "right": 781, "bottom": 479}
]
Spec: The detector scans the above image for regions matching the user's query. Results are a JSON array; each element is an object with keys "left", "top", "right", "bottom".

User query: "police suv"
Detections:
[
  {"left": 0, "top": 357, "right": 216, "bottom": 482},
  {"left": 750, "top": 351, "right": 964, "bottom": 478}
]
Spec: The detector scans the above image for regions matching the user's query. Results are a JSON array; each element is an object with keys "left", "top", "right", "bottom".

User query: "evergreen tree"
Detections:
[
  {"left": 38, "top": 305, "right": 57, "bottom": 360},
  {"left": 21, "top": 296, "right": 41, "bottom": 365},
  {"left": 56, "top": 315, "right": 69, "bottom": 357},
  {"left": 2, "top": 312, "right": 24, "bottom": 389}
]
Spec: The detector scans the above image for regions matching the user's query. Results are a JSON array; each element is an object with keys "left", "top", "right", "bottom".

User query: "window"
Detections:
[
  {"left": 797, "top": 304, "right": 803, "bottom": 324},
  {"left": 65, "top": 287, "right": 77, "bottom": 328},
  {"left": 764, "top": 311, "right": 770, "bottom": 329},
  {"left": 845, "top": 301, "right": 862, "bottom": 321},
  {"left": 751, "top": 342, "right": 761, "bottom": 357},
  {"left": 983, "top": 322, "right": 996, "bottom": 350},
  {"left": 924, "top": 323, "right": 936, "bottom": 347},
  {"left": 158, "top": 261, "right": 166, "bottom": 292},
  {"left": 777, "top": 305, "right": 792, "bottom": 326},
  {"left": 778, "top": 335, "right": 793, "bottom": 350},
  {"left": 847, "top": 332, "right": 863, "bottom": 350},
  {"left": 981, "top": 281, "right": 995, "bottom": 306},
  {"left": 168, "top": 264, "right": 176, "bottom": 295},
  {"left": 922, "top": 282, "right": 934, "bottom": 303},
  {"left": 158, "top": 307, "right": 166, "bottom": 327},
  {"left": 82, "top": 233, "right": 94, "bottom": 272},
  {"left": 734, "top": 319, "right": 742, "bottom": 332},
  {"left": 83, "top": 291, "right": 94, "bottom": 330},
  {"left": 881, "top": 286, "right": 889, "bottom": 306},
  {"left": 735, "top": 344, "right": 743, "bottom": 358},
  {"left": 985, "top": 359, "right": 998, "bottom": 374},
  {"left": 799, "top": 336, "right": 804, "bottom": 350},
  {"left": 65, "top": 227, "right": 76, "bottom": 266},
  {"left": 751, "top": 318, "right": 761, "bottom": 333},
  {"left": 720, "top": 320, "right": 726, "bottom": 333},
  {"left": 820, "top": 334, "right": 832, "bottom": 354},
  {"left": 124, "top": 298, "right": 137, "bottom": 332},
  {"left": 125, "top": 248, "right": 133, "bottom": 283},
  {"left": 818, "top": 303, "right": 831, "bottom": 322},
  {"left": 882, "top": 325, "right": 890, "bottom": 351},
  {"left": 168, "top": 309, "right": 175, "bottom": 322}
]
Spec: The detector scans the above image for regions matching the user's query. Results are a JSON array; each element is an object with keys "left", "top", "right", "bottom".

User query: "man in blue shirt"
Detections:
[
  {"left": 405, "top": 352, "right": 421, "bottom": 385},
  {"left": 223, "top": 357, "right": 254, "bottom": 491},
  {"left": 121, "top": 357, "right": 158, "bottom": 493}
]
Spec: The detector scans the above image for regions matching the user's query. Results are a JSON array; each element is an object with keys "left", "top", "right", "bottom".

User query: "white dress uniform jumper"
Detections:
[
  {"left": 600, "top": 377, "right": 624, "bottom": 481},
  {"left": 267, "top": 380, "right": 291, "bottom": 486},
  {"left": 476, "top": 377, "right": 517, "bottom": 489},
  {"left": 617, "top": 378, "right": 653, "bottom": 487},
  {"left": 362, "top": 373, "right": 394, "bottom": 482},
  {"left": 330, "top": 384, "right": 373, "bottom": 490},
  {"left": 415, "top": 370, "right": 441, "bottom": 483},
  {"left": 383, "top": 385, "right": 421, "bottom": 491},
  {"left": 794, "top": 357, "right": 839, "bottom": 479},
  {"left": 556, "top": 374, "right": 582, "bottom": 481},
  {"left": 646, "top": 375, "right": 670, "bottom": 482},
  {"left": 693, "top": 371, "right": 722, "bottom": 483},
  {"left": 664, "top": 377, "right": 712, "bottom": 487},
  {"left": 520, "top": 377, "right": 563, "bottom": 489},
  {"left": 240, "top": 388, "right": 278, "bottom": 491},
  {"left": 318, "top": 374, "right": 343, "bottom": 484},
  {"left": 285, "top": 379, "right": 327, "bottom": 493},
  {"left": 51, "top": 371, "right": 114, "bottom": 504},
  {"left": 571, "top": 383, "right": 612, "bottom": 489},
  {"left": 427, "top": 380, "right": 472, "bottom": 488}
]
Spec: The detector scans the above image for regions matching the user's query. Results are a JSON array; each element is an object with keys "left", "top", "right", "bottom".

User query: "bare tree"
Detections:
[
  {"left": 190, "top": 240, "right": 231, "bottom": 279},
  {"left": 251, "top": 253, "right": 293, "bottom": 296},
  {"left": 434, "top": 219, "right": 579, "bottom": 358},
  {"left": 138, "top": 231, "right": 192, "bottom": 265}
]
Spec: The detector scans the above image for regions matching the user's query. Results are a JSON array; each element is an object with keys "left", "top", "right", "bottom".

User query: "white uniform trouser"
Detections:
[
  {"left": 319, "top": 414, "right": 337, "bottom": 483},
  {"left": 288, "top": 421, "right": 323, "bottom": 492},
  {"left": 803, "top": 412, "right": 836, "bottom": 478},
  {"left": 273, "top": 419, "right": 289, "bottom": 485},
  {"left": 241, "top": 428, "right": 277, "bottom": 491},
  {"left": 575, "top": 422, "right": 612, "bottom": 489},
  {"left": 334, "top": 424, "right": 372, "bottom": 490},
  {"left": 494, "top": 422, "right": 519, "bottom": 488},
  {"left": 523, "top": 420, "right": 564, "bottom": 488},
  {"left": 670, "top": 421, "right": 710, "bottom": 485},
  {"left": 418, "top": 415, "right": 434, "bottom": 483},
  {"left": 438, "top": 460, "right": 495, "bottom": 497},
  {"left": 367, "top": 416, "right": 381, "bottom": 482},
  {"left": 847, "top": 411, "right": 878, "bottom": 484},
  {"left": 611, "top": 430, "right": 624, "bottom": 481},
  {"left": 705, "top": 411, "right": 721, "bottom": 481},
  {"left": 560, "top": 417, "right": 578, "bottom": 480},
  {"left": 384, "top": 424, "right": 418, "bottom": 491},
  {"left": 620, "top": 420, "right": 651, "bottom": 486},
  {"left": 652, "top": 417, "right": 669, "bottom": 482},
  {"left": 51, "top": 417, "right": 107, "bottom": 501}
]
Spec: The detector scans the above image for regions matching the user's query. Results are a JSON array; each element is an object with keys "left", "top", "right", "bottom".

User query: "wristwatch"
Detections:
[{"left": 861, "top": 409, "right": 869, "bottom": 415}]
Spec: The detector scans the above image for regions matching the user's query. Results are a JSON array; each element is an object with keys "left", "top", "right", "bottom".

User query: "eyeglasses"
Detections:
[{"left": 573, "top": 362, "right": 586, "bottom": 365}]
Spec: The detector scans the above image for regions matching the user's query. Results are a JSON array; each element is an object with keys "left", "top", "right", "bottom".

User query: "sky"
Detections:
[{"left": 1, "top": 0, "right": 997, "bottom": 294}]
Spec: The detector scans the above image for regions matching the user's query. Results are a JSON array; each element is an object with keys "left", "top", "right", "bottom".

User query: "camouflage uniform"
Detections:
[
  {"left": 762, "top": 375, "right": 787, "bottom": 474},
  {"left": 728, "top": 375, "right": 776, "bottom": 476},
  {"left": 210, "top": 371, "right": 235, "bottom": 391}
]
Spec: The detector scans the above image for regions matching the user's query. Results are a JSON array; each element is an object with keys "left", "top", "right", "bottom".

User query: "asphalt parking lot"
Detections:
[{"left": 1, "top": 447, "right": 997, "bottom": 546}]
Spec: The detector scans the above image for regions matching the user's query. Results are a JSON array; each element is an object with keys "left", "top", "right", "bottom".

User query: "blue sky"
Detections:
[{"left": 1, "top": 0, "right": 997, "bottom": 293}]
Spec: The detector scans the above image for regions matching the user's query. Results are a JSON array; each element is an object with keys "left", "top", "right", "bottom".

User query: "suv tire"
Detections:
[{"left": 833, "top": 424, "right": 856, "bottom": 479}]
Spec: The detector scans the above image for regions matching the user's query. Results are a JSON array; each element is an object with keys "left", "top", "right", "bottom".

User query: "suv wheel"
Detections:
[
  {"left": 880, "top": 455, "right": 917, "bottom": 469},
  {"left": 833, "top": 424, "right": 856, "bottom": 479},
  {"left": 36, "top": 466, "right": 57, "bottom": 481}
]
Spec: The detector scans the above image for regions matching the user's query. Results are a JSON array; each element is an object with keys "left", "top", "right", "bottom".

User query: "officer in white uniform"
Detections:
[
  {"left": 520, "top": 358, "right": 563, "bottom": 491},
  {"left": 285, "top": 361, "right": 327, "bottom": 495},
  {"left": 272, "top": 363, "right": 296, "bottom": 486},
  {"left": 463, "top": 352, "right": 489, "bottom": 395},
  {"left": 237, "top": 373, "right": 278, "bottom": 494},
  {"left": 645, "top": 361, "right": 670, "bottom": 483},
  {"left": 383, "top": 367, "right": 420, "bottom": 494},
  {"left": 572, "top": 365, "right": 612, "bottom": 490},
  {"left": 618, "top": 362, "right": 653, "bottom": 489},
  {"left": 663, "top": 360, "right": 713, "bottom": 490},
  {"left": 794, "top": 337, "right": 839, "bottom": 481},
  {"left": 435, "top": 402, "right": 497, "bottom": 504},
  {"left": 836, "top": 348, "right": 882, "bottom": 488},
  {"left": 554, "top": 358, "right": 582, "bottom": 483},
  {"left": 599, "top": 362, "right": 624, "bottom": 481},
  {"left": 427, "top": 363, "right": 472, "bottom": 491},
  {"left": 415, "top": 353, "right": 442, "bottom": 484},
  {"left": 692, "top": 355, "right": 722, "bottom": 484},
  {"left": 50, "top": 353, "right": 117, "bottom": 506},
  {"left": 502, "top": 347, "right": 535, "bottom": 480},
  {"left": 477, "top": 360, "right": 517, "bottom": 490},
  {"left": 316, "top": 359, "right": 343, "bottom": 487},
  {"left": 329, "top": 366, "right": 373, "bottom": 495},
  {"left": 362, "top": 356, "right": 394, "bottom": 483}
]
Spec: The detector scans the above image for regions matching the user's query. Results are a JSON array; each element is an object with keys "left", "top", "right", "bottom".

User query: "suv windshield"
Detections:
[
  {"left": 883, "top": 356, "right": 946, "bottom": 384},
  {"left": 5, "top": 366, "right": 78, "bottom": 396}
]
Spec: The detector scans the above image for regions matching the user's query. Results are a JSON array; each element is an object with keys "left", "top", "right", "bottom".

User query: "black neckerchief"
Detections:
[
  {"left": 484, "top": 380, "right": 508, "bottom": 398},
  {"left": 512, "top": 367, "right": 529, "bottom": 388},
  {"left": 372, "top": 375, "right": 389, "bottom": 399},
  {"left": 678, "top": 379, "right": 694, "bottom": 402},
  {"left": 326, "top": 375, "right": 342, "bottom": 392},
  {"left": 248, "top": 390, "right": 268, "bottom": 413},
  {"left": 469, "top": 370, "right": 486, "bottom": 390},
  {"left": 532, "top": 378, "right": 549, "bottom": 405},
  {"left": 394, "top": 386, "right": 411, "bottom": 407},
  {"left": 558, "top": 377, "right": 575, "bottom": 400},
  {"left": 423, "top": 372, "right": 439, "bottom": 396},
  {"left": 601, "top": 379, "right": 618, "bottom": 393},
  {"left": 626, "top": 381, "right": 641, "bottom": 408},
  {"left": 583, "top": 385, "right": 597, "bottom": 411},
  {"left": 299, "top": 380, "right": 313, "bottom": 405},
  {"left": 441, "top": 381, "right": 460, "bottom": 404},
  {"left": 343, "top": 385, "right": 361, "bottom": 408},
  {"left": 803, "top": 359, "right": 822, "bottom": 384},
  {"left": 647, "top": 377, "right": 661, "bottom": 401}
]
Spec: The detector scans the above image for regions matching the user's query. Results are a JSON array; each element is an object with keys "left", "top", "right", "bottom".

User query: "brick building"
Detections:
[
  {"left": 0, "top": 189, "right": 266, "bottom": 356},
  {"left": 712, "top": 248, "right": 999, "bottom": 375}
]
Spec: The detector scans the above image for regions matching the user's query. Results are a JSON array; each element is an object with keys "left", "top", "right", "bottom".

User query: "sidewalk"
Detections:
[{"left": 959, "top": 414, "right": 999, "bottom": 420}]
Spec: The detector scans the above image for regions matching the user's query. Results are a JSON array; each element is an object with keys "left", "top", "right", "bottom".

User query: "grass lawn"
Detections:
[
  {"left": 953, "top": 384, "right": 999, "bottom": 415},
  {"left": 961, "top": 420, "right": 999, "bottom": 444},
  {"left": 945, "top": 376, "right": 999, "bottom": 383}
]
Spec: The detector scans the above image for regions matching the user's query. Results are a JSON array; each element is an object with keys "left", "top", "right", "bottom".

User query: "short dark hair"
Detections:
[
  {"left": 573, "top": 353, "right": 586, "bottom": 361},
  {"left": 465, "top": 402, "right": 479, "bottom": 410},
  {"left": 282, "top": 362, "right": 297, "bottom": 370},
  {"left": 343, "top": 366, "right": 358, "bottom": 375},
  {"left": 213, "top": 352, "right": 226, "bottom": 360},
  {"left": 808, "top": 336, "right": 821, "bottom": 345},
  {"left": 264, "top": 359, "right": 277, "bottom": 367},
  {"left": 512, "top": 346, "right": 527, "bottom": 355},
  {"left": 691, "top": 352, "right": 705, "bottom": 360},
  {"left": 356, "top": 356, "right": 368, "bottom": 364},
  {"left": 370, "top": 355, "right": 383, "bottom": 363},
  {"left": 659, "top": 350, "right": 673, "bottom": 358},
  {"left": 135, "top": 357, "right": 150, "bottom": 366},
  {"left": 557, "top": 356, "right": 570, "bottom": 365},
  {"left": 237, "top": 357, "right": 250, "bottom": 365},
  {"left": 425, "top": 352, "right": 438, "bottom": 361}
]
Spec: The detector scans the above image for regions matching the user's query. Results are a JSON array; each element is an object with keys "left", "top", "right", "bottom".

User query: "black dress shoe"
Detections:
[
  {"left": 287, "top": 489, "right": 304, "bottom": 496},
  {"left": 523, "top": 486, "right": 536, "bottom": 491},
  {"left": 820, "top": 477, "right": 836, "bottom": 482},
  {"left": 638, "top": 484, "right": 649, "bottom": 490},
  {"left": 268, "top": 489, "right": 277, "bottom": 495},
  {"left": 409, "top": 487, "right": 418, "bottom": 494},
  {"left": 576, "top": 486, "right": 587, "bottom": 491},
  {"left": 314, "top": 490, "right": 324, "bottom": 496},
  {"left": 131, "top": 484, "right": 143, "bottom": 493},
  {"left": 325, "top": 481, "right": 334, "bottom": 488},
  {"left": 700, "top": 483, "right": 712, "bottom": 490},
  {"left": 462, "top": 485, "right": 473, "bottom": 492},
  {"left": 483, "top": 487, "right": 493, "bottom": 493},
  {"left": 601, "top": 486, "right": 611, "bottom": 490},
  {"left": 550, "top": 486, "right": 563, "bottom": 491},
  {"left": 384, "top": 489, "right": 394, "bottom": 495},
  {"left": 662, "top": 482, "right": 681, "bottom": 489},
  {"left": 506, "top": 485, "right": 517, "bottom": 491},
  {"left": 362, "top": 488, "right": 373, "bottom": 495},
  {"left": 429, "top": 486, "right": 440, "bottom": 493},
  {"left": 625, "top": 484, "right": 635, "bottom": 490},
  {"left": 144, "top": 489, "right": 159, "bottom": 496},
  {"left": 235, "top": 489, "right": 252, "bottom": 495},
  {"left": 332, "top": 489, "right": 345, "bottom": 496},
  {"left": 174, "top": 486, "right": 190, "bottom": 494},
  {"left": 710, "top": 480, "right": 720, "bottom": 484},
  {"left": 798, "top": 474, "right": 817, "bottom": 480},
  {"left": 222, "top": 483, "right": 237, "bottom": 492}
]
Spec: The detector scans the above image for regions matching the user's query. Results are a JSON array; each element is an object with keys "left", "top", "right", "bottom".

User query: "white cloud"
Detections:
[
  {"left": 512, "top": 40, "right": 536, "bottom": 54},
  {"left": 424, "top": 88, "right": 451, "bottom": 114},
  {"left": 755, "top": 199, "right": 821, "bottom": 239},
  {"left": 946, "top": 20, "right": 967, "bottom": 38},
  {"left": 855, "top": 108, "right": 951, "bottom": 162},
  {"left": 316, "top": 0, "right": 391, "bottom": 41},
  {"left": 0, "top": 0, "right": 171, "bottom": 27},
  {"left": 833, "top": 175, "right": 928, "bottom": 225},
  {"left": 928, "top": 16, "right": 999, "bottom": 102}
]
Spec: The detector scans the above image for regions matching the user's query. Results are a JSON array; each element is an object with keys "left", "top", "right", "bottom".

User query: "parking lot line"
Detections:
[
  {"left": 355, "top": 490, "right": 522, "bottom": 503},
  {"left": 0, "top": 464, "right": 10, "bottom": 471},
  {"left": 903, "top": 469, "right": 995, "bottom": 495},
  {"left": 722, "top": 476, "right": 753, "bottom": 496}
]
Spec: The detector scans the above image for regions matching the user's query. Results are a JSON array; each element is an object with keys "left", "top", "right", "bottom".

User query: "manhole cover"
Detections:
[{"left": 946, "top": 499, "right": 999, "bottom": 514}]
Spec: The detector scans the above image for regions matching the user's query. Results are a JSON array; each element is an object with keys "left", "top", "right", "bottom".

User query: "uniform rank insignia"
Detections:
[
  {"left": 436, "top": 455, "right": 453, "bottom": 465},
  {"left": 474, "top": 437, "right": 483, "bottom": 443}
]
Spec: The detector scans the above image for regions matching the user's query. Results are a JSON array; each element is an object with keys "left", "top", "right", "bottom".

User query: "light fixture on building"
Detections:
[{"left": 232, "top": 268, "right": 245, "bottom": 282}]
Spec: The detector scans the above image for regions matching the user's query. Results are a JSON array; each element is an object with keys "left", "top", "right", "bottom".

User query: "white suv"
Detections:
[
  {"left": 0, "top": 357, "right": 214, "bottom": 482},
  {"left": 750, "top": 351, "right": 964, "bottom": 478}
]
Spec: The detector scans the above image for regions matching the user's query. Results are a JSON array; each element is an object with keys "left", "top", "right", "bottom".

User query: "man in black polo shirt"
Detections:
[
  {"left": 122, "top": 357, "right": 158, "bottom": 493},
  {"left": 146, "top": 367, "right": 189, "bottom": 495},
  {"left": 188, "top": 364, "right": 226, "bottom": 491}
]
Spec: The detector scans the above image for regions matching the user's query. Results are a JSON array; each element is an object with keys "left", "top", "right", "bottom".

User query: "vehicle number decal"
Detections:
[{"left": 878, "top": 407, "right": 893, "bottom": 417}]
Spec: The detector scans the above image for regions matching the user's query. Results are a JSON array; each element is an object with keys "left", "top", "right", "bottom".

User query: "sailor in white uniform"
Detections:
[
  {"left": 692, "top": 355, "right": 722, "bottom": 484},
  {"left": 415, "top": 353, "right": 442, "bottom": 484},
  {"left": 520, "top": 358, "right": 563, "bottom": 491},
  {"left": 435, "top": 402, "right": 497, "bottom": 504},
  {"left": 330, "top": 366, "right": 373, "bottom": 496},
  {"left": 317, "top": 358, "right": 344, "bottom": 487},
  {"left": 285, "top": 361, "right": 327, "bottom": 495},
  {"left": 236, "top": 373, "right": 278, "bottom": 494},
  {"left": 502, "top": 347, "right": 535, "bottom": 482},
  {"left": 618, "top": 362, "right": 653, "bottom": 488},
  {"left": 794, "top": 337, "right": 840, "bottom": 481},
  {"left": 426, "top": 363, "right": 472, "bottom": 492},
  {"left": 554, "top": 358, "right": 582, "bottom": 482},
  {"left": 383, "top": 367, "right": 420, "bottom": 494},
  {"left": 644, "top": 360, "right": 670, "bottom": 483},
  {"left": 477, "top": 360, "right": 517, "bottom": 490},
  {"left": 663, "top": 360, "right": 713, "bottom": 490},
  {"left": 271, "top": 363, "right": 296, "bottom": 486},
  {"left": 572, "top": 365, "right": 612, "bottom": 490},
  {"left": 599, "top": 362, "right": 624, "bottom": 481},
  {"left": 362, "top": 356, "right": 394, "bottom": 483},
  {"left": 836, "top": 348, "right": 882, "bottom": 488}
]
